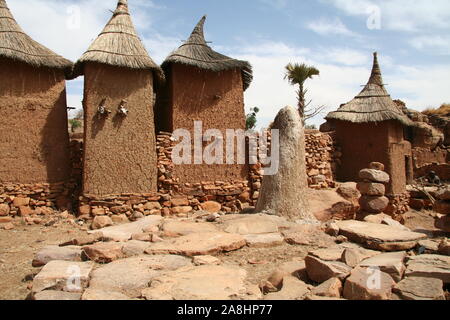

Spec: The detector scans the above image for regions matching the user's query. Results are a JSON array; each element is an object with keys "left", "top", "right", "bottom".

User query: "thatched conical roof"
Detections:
[
  {"left": 0, "top": 0, "right": 72, "bottom": 74},
  {"left": 72, "top": 0, "right": 163, "bottom": 81},
  {"left": 326, "top": 52, "right": 412, "bottom": 126},
  {"left": 162, "top": 16, "right": 253, "bottom": 90}
]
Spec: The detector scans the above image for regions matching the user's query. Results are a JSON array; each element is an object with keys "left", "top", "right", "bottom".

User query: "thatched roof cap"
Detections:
[
  {"left": 0, "top": 0, "right": 72, "bottom": 75},
  {"left": 72, "top": 0, "right": 163, "bottom": 81},
  {"left": 162, "top": 16, "right": 253, "bottom": 90},
  {"left": 326, "top": 52, "right": 412, "bottom": 126}
]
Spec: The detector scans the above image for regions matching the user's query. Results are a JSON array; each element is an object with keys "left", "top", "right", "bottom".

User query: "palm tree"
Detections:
[{"left": 284, "top": 63, "right": 320, "bottom": 121}]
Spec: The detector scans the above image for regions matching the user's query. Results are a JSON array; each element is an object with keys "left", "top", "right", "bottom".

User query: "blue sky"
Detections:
[{"left": 7, "top": 0, "right": 450, "bottom": 128}]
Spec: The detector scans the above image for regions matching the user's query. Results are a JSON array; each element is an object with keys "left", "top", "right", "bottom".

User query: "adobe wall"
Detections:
[
  {"left": 168, "top": 64, "right": 248, "bottom": 185},
  {"left": 82, "top": 63, "right": 157, "bottom": 197},
  {"left": 412, "top": 147, "right": 447, "bottom": 169},
  {"left": 332, "top": 120, "right": 410, "bottom": 196},
  {"left": 0, "top": 58, "right": 70, "bottom": 184}
]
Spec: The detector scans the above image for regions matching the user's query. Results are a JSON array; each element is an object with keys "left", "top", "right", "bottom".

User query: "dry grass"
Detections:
[{"left": 423, "top": 104, "right": 450, "bottom": 117}]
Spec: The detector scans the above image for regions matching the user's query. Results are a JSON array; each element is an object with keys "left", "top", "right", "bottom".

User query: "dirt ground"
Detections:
[{"left": 0, "top": 209, "right": 443, "bottom": 300}]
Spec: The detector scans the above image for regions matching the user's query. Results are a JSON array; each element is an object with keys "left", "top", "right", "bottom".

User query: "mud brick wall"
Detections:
[{"left": 412, "top": 147, "right": 447, "bottom": 169}]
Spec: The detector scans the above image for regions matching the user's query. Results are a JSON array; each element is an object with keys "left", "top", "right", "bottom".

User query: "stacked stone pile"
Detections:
[
  {"left": 434, "top": 186, "right": 450, "bottom": 232},
  {"left": 305, "top": 131, "right": 340, "bottom": 189},
  {"left": 357, "top": 163, "right": 390, "bottom": 219}
]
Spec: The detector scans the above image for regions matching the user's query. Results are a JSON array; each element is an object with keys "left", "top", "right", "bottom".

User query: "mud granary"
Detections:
[
  {"left": 325, "top": 52, "right": 414, "bottom": 204},
  {"left": 0, "top": 0, "right": 73, "bottom": 209},
  {"left": 156, "top": 16, "right": 253, "bottom": 189},
  {"left": 72, "top": 0, "right": 163, "bottom": 198}
]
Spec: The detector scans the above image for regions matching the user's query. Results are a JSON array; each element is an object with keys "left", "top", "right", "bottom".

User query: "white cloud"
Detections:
[
  {"left": 324, "top": 0, "right": 450, "bottom": 32},
  {"left": 307, "top": 17, "right": 359, "bottom": 37},
  {"left": 409, "top": 36, "right": 450, "bottom": 55}
]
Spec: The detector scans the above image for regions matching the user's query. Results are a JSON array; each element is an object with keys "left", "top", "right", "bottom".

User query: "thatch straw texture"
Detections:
[
  {"left": 0, "top": 0, "right": 72, "bottom": 73},
  {"left": 162, "top": 16, "right": 253, "bottom": 90},
  {"left": 73, "top": 0, "right": 163, "bottom": 81},
  {"left": 326, "top": 52, "right": 412, "bottom": 126}
]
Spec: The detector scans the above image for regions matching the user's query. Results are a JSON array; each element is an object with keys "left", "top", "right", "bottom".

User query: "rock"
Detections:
[
  {"left": 309, "top": 247, "right": 345, "bottom": 261},
  {"left": 369, "top": 162, "right": 385, "bottom": 171},
  {"left": 81, "top": 289, "right": 132, "bottom": 300},
  {"left": 33, "top": 290, "right": 82, "bottom": 300},
  {"left": 405, "top": 254, "right": 450, "bottom": 283},
  {"left": 222, "top": 215, "right": 279, "bottom": 235},
  {"left": 89, "top": 255, "right": 191, "bottom": 298},
  {"left": 255, "top": 106, "right": 313, "bottom": 220},
  {"left": 381, "top": 217, "right": 411, "bottom": 232},
  {"left": 131, "top": 233, "right": 152, "bottom": 242},
  {"left": 393, "top": 277, "right": 445, "bottom": 300},
  {"left": 282, "top": 224, "right": 336, "bottom": 248},
  {"left": 336, "top": 220, "right": 427, "bottom": 251},
  {"left": 359, "top": 252, "right": 407, "bottom": 282},
  {"left": 162, "top": 220, "right": 219, "bottom": 236},
  {"left": 171, "top": 198, "right": 189, "bottom": 207},
  {"left": 82, "top": 242, "right": 124, "bottom": 263},
  {"left": 145, "top": 232, "right": 246, "bottom": 257},
  {"left": 357, "top": 182, "right": 386, "bottom": 196},
  {"left": 18, "top": 206, "right": 34, "bottom": 216},
  {"left": 263, "top": 276, "right": 310, "bottom": 300},
  {"left": 143, "top": 202, "right": 161, "bottom": 211},
  {"left": 91, "top": 207, "right": 106, "bottom": 216},
  {"left": 111, "top": 214, "right": 129, "bottom": 224},
  {"left": 171, "top": 206, "right": 193, "bottom": 214},
  {"left": 32, "top": 261, "right": 93, "bottom": 294},
  {"left": 13, "top": 197, "right": 30, "bottom": 207},
  {"left": 2, "top": 222, "right": 14, "bottom": 230},
  {"left": 418, "top": 240, "right": 440, "bottom": 253},
  {"left": 193, "top": 255, "right": 221, "bottom": 266},
  {"left": 359, "top": 196, "right": 389, "bottom": 213},
  {"left": 244, "top": 233, "right": 284, "bottom": 248},
  {"left": 206, "top": 213, "right": 220, "bottom": 222},
  {"left": 79, "top": 205, "right": 91, "bottom": 216},
  {"left": 434, "top": 201, "right": 450, "bottom": 215},
  {"left": 88, "top": 216, "right": 163, "bottom": 242},
  {"left": 130, "top": 211, "right": 144, "bottom": 221},
  {"left": 359, "top": 169, "right": 390, "bottom": 184},
  {"left": 311, "top": 278, "right": 342, "bottom": 298},
  {"left": 309, "top": 189, "right": 357, "bottom": 221},
  {"left": 0, "top": 216, "right": 12, "bottom": 223},
  {"left": 32, "top": 246, "right": 82, "bottom": 267},
  {"left": 141, "top": 265, "right": 261, "bottom": 300},
  {"left": 436, "top": 187, "right": 450, "bottom": 201},
  {"left": 325, "top": 221, "right": 339, "bottom": 236},
  {"left": 122, "top": 240, "right": 150, "bottom": 257},
  {"left": 341, "top": 248, "right": 380, "bottom": 268},
  {"left": 343, "top": 267, "right": 395, "bottom": 300},
  {"left": 60, "top": 233, "right": 103, "bottom": 247},
  {"left": 0, "top": 203, "right": 10, "bottom": 216},
  {"left": 200, "top": 201, "right": 221, "bottom": 213},
  {"left": 277, "top": 259, "right": 308, "bottom": 282},
  {"left": 91, "top": 216, "right": 113, "bottom": 230},
  {"left": 305, "top": 255, "right": 352, "bottom": 283},
  {"left": 110, "top": 205, "right": 132, "bottom": 214},
  {"left": 435, "top": 216, "right": 450, "bottom": 232},
  {"left": 337, "top": 183, "right": 361, "bottom": 202},
  {"left": 438, "top": 239, "right": 450, "bottom": 256}
]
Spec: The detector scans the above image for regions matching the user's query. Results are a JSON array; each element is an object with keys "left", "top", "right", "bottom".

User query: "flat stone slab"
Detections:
[
  {"left": 88, "top": 216, "right": 163, "bottom": 242},
  {"left": 343, "top": 267, "right": 395, "bottom": 300},
  {"left": 82, "top": 242, "right": 125, "bottom": 263},
  {"left": 88, "top": 255, "right": 191, "bottom": 298},
  {"left": 405, "top": 254, "right": 450, "bottom": 284},
  {"left": 221, "top": 214, "right": 282, "bottom": 235},
  {"left": 359, "top": 252, "right": 407, "bottom": 282},
  {"left": 336, "top": 220, "right": 427, "bottom": 251},
  {"left": 122, "top": 240, "right": 151, "bottom": 257},
  {"left": 263, "top": 276, "right": 310, "bottom": 300},
  {"left": 162, "top": 220, "right": 219, "bottom": 236},
  {"left": 309, "top": 247, "right": 345, "bottom": 261},
  {"left": 32, "top": 261, "right": 94, "bottom": 294},
  {"left": 244, "top": 233, "right": 284, "bottom": 248},
  {"left": 141, "top": 265, "right": 261, "bottom": 300},
  {"left": 393, "top": 277, "right": 445, "bottom": 300},
  {"left": 145, "top": 232, "right": 246, "bottom": 257},
  {"left": 282, "top": 224, "right": 336, "bottom": 248},
  {"left": 33, "top": 290, "right": 82, "bottom": 300},
  {"left": 32, "top": 246, "right": 82, "bottom": 267},
  {"left": 305, "top": 255, "right": 352, "bottom": 283}
]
